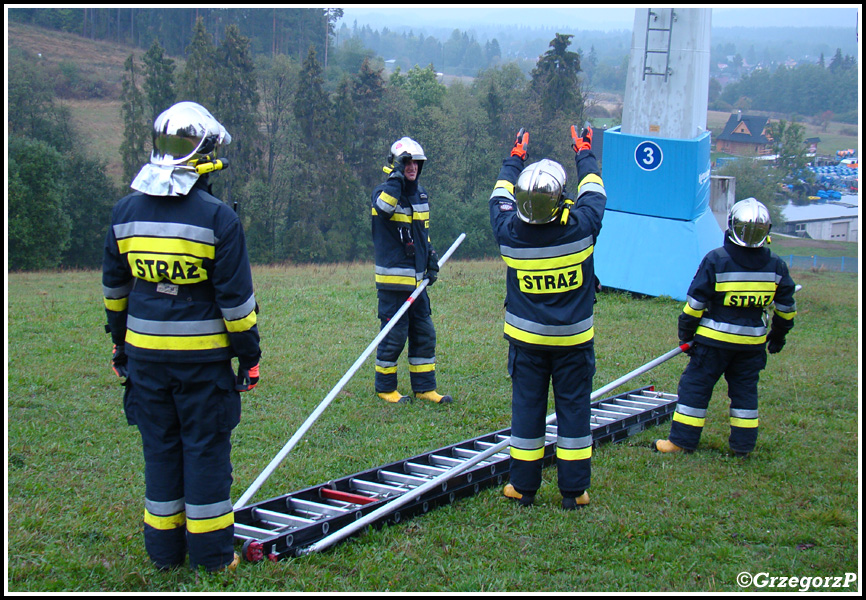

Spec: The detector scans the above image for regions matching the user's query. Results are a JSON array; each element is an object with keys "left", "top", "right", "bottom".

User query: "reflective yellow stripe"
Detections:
[
  {"left": 224, "top": 311, "right": 257, "bottom": 333},
  {"left": 494, "top": 180, "right": 514, "bottom": 193},
  {"left": 730, "top": 417, "right": 759, "bottom": 428},
  {"left": 673, "top": 412, "right": 706, "bottom": 428},
  {"left": 118, "top": 237, "right": 214, "bottom": 259},
  {"left": 375, "top": 364, "right": 398, "bottom": 374},
  {"left": 695, "top": 326, "right": 765, "bottom": 345},
  {"left": 126, "top": 330, "right": 231, "bottom": 351},
  {"left": 716, "top": 281, "right": 777, "bottom": 292},
  {"left": 774, "top": 308, "right": 796, "bottom": 320},
  {"left": 378, "top": 191, "right": 399, "bottom": 208},
  {"left": 504, "top": 322, "right": 594, "bottom": 347},
  {"left": 375, "top": 274, "right": 417, "bottom": 287},
  {"left": 408, "top": 363, "right": 435, "bottom": 373},
  {"left": 186, "top": 512, "right": 234, "bottom": 534},
  {"left": 510, "top": 446, "right": 545, "bottom": 461},
  {"left": 556, "top": 446, "right": 592, "bottom": 461},
  {"left": 682, "top": 303, "right": 703, "bottom": 318},
  {"left": 578, "top": 173, "right": 604, "bottom": 190},
  {"left": 413, "top": 211, "right": 429, "bottom": 221},
  {"left": 501, "top": 246, "right": 593, "bottom": 271},
  {"left": 144, "top": 509, "right": 185, "bottom": 530},
  {"left": 104, "top": 297, "right": 128, "bottom": 312}
]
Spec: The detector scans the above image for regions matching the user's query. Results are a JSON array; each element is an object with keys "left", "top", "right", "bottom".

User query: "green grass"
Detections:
[{"left": 6, "top": 259, "right": 859, "bottom": 592}]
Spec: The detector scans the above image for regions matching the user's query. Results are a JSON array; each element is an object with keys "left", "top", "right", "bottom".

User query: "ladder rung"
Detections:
[
  {"left": 429, "top": 454, "right": 465, "bottom": 468},
  {"left": 598, "top": 402, "right": 642, "bottom": 414},
  {"left": 319, "top": 488, "right": 378, "bottom": 505},
  {"left": 289, "top": 497, "right": 351, "bottom": 518},
  {"left": 350, "top": 478, "right": 408, "bottom": 497},
  {"left": 234, "top": 522, "right": 280, "bottom": 539},
  {"left": 378, "top": 470, "right": 430, "bottom": 488},
  {"left": 593, "top": 408, "right": 632, "bottom": 419},
  {"left": 404, "top": 461, "right": 449, "bottom": 478},
  {"left": 251, "top": 507, "right": 316, "bottom": 528}
]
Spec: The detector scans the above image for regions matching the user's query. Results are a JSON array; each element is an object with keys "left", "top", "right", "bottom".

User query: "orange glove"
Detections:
[
  {"left": 236, "top": 364, "right": 260, "bottom": 391},
  {"left": 111, "top": 344, "right": 128, "bottom": 378},
  {"left": 511, "top": 128, "right": 529, "bottom": 159},
  {"left": 571, "top": 124, "right": 593, "bottom": 153}
]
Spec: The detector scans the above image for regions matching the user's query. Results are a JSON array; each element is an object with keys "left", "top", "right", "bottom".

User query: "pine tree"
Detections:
[
  {"left": 179, "top": 17, "right": 217, "bottom": 107},
  {"left": 142, "top": 39, "right": 176, "bottom": 121},
  {"left": 119, "top": 53, "right": 149, "bottom": 185}
]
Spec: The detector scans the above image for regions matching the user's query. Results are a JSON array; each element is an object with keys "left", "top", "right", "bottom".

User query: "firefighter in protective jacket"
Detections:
[
  {"left": 370, "top": 137, "right": 452, "bottom": 404},
  {"left": 489, "top": 126, "right": 606, "bottom": 510},
  {"left": 654, "top": 198, "right": 797, "bottom": 457},
  {"left": 102, "top": 102, "right": 260, "bottom": 572}
]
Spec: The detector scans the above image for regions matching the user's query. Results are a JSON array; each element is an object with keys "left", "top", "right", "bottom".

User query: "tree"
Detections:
[
  {"left": 179, "top": 17, "right": 217, "bottom": 107},
  {"left": 142, "top": 39, "right": 176, "bottom": 121},
  {"left": 766, "top": 119, "right": 813, "bottom": 199},
  {"left": 530, "top": 33, "right": 584, "bottom": 120},
  {"left": 8, "top": 137, "right": 71, "bottom": 270},
  {"left": 119, "top": 54, "right": 150, "bottom": 184},
  {"left": 60, "top": 154, "right": 118, "bottom": 269}
]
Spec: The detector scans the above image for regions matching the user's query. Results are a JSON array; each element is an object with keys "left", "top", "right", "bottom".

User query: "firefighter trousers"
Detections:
[
  {"left": 124, "top": 358, "right": 240, "bottom": 570},
  {"left": 669, "top": 343, "right": 766, "bottom": 453},
  {"left": 507, "top": 343, "right": 595, "bottom": 497},
  {"left": 375, "top": 289, "right": 437, "bottom": 394}
]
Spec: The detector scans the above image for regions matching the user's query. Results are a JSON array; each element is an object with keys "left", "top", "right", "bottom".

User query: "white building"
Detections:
[{"left": 780, "top": 197, "right": 859, "bottom": 242}]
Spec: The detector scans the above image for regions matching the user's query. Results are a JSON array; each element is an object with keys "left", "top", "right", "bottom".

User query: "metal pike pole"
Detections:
[
  {"left": 298, "top": 341, "right": 692, "bottom": 555},
  {"left": 234, "top": 233, "right": 466, "bottom": 510}
]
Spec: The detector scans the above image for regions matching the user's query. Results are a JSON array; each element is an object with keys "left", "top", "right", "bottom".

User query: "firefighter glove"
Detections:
[
  {"left": 571, "top": 124, "right": 593, "bottom": 154},
  {"left": 426, "top": 250, "right": 440, "bottom": 286},
  {"left": 111, "top": 344, "right": 129, "bottom": 378},
  {"left": 511, "top": 128, "right": 529, "bottom": 160},
  {"left": 236, "top": 363, "right": 260, "bottom": 392},
  {"left": 767, "top": 330, "right": 786, "bottom": 354},
  {"left": 388, "top": 153, "right": 410, "bottom": 184}
]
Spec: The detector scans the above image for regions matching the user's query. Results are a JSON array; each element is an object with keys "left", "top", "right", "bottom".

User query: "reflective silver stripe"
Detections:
[
  {"left": 375, "top": 266, "right": 416, "bottom": 278},
  {"left": 730, "top": 408, "right": 759, "bottom": 419},
  {"left": 698, "top": 318, "right": 767, "bottom": 337},
  {"left": 509, "top": 435, "right": 546, "bottom": 450},
  {"left": 103, "top": 281, "right": 134, "bottom": 299},
  {"left": 686, "top": 295, "right": 706, "bottom": 311},
  {"left": 127, "top": 315, "right": 226, "bottom": 335},
  {"left": 413, "top": 202, "right": 430, "bottom": 213},
  {"left": 376, "top": 359, "right": 398, "bottom": 368},
  {"left": 676, "top": 405, "right": 707, "bottom": 418},
  {"left": 408, "top": 356, "right": 436, "bottom": 366},
  {"left": 774, "top": 302, "right": 796, "bottom": 313},
  {"left": 114, "top": 221, "right": 215, "bottom": 243},
  {"left": 505, "top": 312, "right": 593, "bottom": 337},
  {"left": 145, "top": 497, "right": 185, "bottom": 516},
  {"left": 716, "top": 271, "right": 778, "bottom": 283},
  {"left": 185, "top": 500, "right": 233, "bottom": 519},
  {"left": 500, "top": 237, "right": 593, "bottom": 261},
  {"left": 557, "top": 435, "right": 593, "bottom": 449},
  {"left": 490, "top": 189, "right": 515, "bottom": 201},
  {"left": 577, "top": 181, "right": 606, "bottom": 198},
  {"left": 220, "top": 294, "right": 257, "bottom": 321}
]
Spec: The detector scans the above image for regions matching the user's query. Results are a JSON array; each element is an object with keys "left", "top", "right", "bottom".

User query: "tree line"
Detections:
[{"left": 7, "top": 17, "right": 589, "bottom": 271}]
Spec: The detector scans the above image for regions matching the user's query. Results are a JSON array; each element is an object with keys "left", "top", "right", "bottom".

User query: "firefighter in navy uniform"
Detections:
[
  {"left": 489, "top": 126, "right": 606, "bottom": 510},
  {"left": 654, "top": 198, "right": 797, "bottom": 457},
  {"left": 371, "top": 137, "right": 453, "bottom": 405},
  {"left": 102, "top": 102, "right": 260, "bottom": 572}
]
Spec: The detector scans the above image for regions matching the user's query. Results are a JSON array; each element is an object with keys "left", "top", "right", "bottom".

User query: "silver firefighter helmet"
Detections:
[
  {"left": 131, "top": 101, "right": 231, "bottom": 196},
  {"left": 389, "top": 137, "right": 427, "bottom": 175},
  {"left": 727, "top": 197, "right": 772, "bottom": 247},
  {"left": 514, "top": 159, "right": 567, "bottom": 224}
]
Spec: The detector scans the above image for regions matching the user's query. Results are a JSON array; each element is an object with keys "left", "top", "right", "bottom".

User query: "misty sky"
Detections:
[{"left": 339, "top": 5, "right": 860, "bottom": 32}]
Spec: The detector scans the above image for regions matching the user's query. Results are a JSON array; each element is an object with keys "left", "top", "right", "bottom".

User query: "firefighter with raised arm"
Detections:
[
  {"left": 654, "top": 198, "right": 797, "bottom": 457},
  {"left": 102, "top": 101, "right": 260, "bottom": 572},
  {"left": 370, "top": 137, "right": 453, "bottom": 405},
  {"left": 489, "top": 125, "right": 606, "bottom": 510}
]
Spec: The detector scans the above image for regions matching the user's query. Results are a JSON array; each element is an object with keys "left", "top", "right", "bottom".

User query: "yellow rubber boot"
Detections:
[
  {"left": 653, "top": 439, "right": 690, "bottom": 453},
  {"left": 503, "top": 483, "right": 535, "bottom": 507},
  {"left": 415, "top": 390, "right": 453, "bottom": 404},
  {"left": 208, "top": 552, "right": 240, "bottom": 573},
  {"left": 378, "top": 391, "right": 411, "bottom": 404},
  {"left": 562, "top": 491, "right": 590, "bottom": 510}
]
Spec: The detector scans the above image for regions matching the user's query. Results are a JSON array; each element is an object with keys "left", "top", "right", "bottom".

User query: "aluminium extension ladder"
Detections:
[{"left": 234, "top": 385, "right": 678, "bottom": 562}]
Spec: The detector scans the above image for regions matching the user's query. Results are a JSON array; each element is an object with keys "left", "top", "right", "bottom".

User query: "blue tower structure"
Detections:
[{"left": 596, "top": 8, "right": 719, "bottom": 301}]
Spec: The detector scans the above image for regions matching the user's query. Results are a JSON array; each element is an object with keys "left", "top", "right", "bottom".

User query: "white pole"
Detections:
[
  {"left": 298, "top": 342, "right": 691, "bottom": 554},
  {"left": 234, "top": 233, "right": 467, "bottom": 510}
]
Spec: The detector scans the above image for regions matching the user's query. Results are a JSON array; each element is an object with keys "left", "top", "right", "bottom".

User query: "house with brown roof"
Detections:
[{"left": 715, "top": 112, "right": 772, "bottom": 156}]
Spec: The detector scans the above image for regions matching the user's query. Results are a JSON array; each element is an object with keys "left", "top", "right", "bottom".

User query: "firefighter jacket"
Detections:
[
  {"left": 371, "top": 175, "right": 437, "bottom": 292},
  {"left": 102, "top": 178, "right": 261, "bottom": 367},
  {"left": 489, "top": 152, "right": 606, "bottom": 350},
  {"left": 678, "top": 237, "right": 797, "bottom": 350}
]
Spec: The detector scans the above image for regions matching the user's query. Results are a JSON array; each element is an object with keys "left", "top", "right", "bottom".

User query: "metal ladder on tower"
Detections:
[
  {"left": 233, "top": 385, "right": 678, "bottom": 562},
  {"left": 643, "top": 8, "right": 676, "bottom": 81}
]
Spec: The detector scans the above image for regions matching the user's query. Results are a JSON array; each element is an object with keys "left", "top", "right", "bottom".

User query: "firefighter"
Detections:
[
  {"left": 102, "top": 101, "right": 260, "bottom": 572},
  {"left": 654, "top": 198, "right": 797, "bottom": 457},
  {"left": 489, "top": 126, "right": 606, "bottom": 510},
  {"left": 370, "top": 137, "right": 453, "bottom": 404}
]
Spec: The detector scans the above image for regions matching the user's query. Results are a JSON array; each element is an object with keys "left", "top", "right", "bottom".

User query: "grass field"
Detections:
[{"left": 6, "top": 249, "right": 860, "bottom": 592}]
